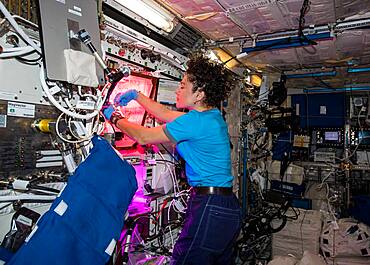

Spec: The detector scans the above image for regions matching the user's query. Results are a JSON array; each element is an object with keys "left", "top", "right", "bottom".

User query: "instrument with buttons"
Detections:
[
  {"left": 350, "top": 129, "right": 370, "bottom": 147},
  {"left": 311, "top": 128, "right": 343, "bottom": 147}
]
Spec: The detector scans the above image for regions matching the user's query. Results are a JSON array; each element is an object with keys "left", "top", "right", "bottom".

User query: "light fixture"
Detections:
[
  {"left": 185, "top": 12, "right": 218, "bottom": 21},
  {"left": 250, "top": 74, "right": 262, "bottom": 87},
  {"left": 212, "top": 48, "right": 239, "bottom": 68},
  {"left": 207, "top": 50, "right": 222, "bottom": 63},
  {"left": 116, "top": 0, "right": 175, "bottom": 33}
]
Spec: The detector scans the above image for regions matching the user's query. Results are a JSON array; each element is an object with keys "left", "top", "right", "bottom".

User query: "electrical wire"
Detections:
[
  {"left": 0, "top": 1, "right": 41, "bottom": 53},
  {"left": 55, "top": 112, "right": 103, "bottom": 145},
  {"left": 56, "top": 113, "right": 79, "bottom": 144},
  {"left": 157, "top": 150, "right": 179, "bottom": 193},
  {"left": 317, "top": 169, "right": 338, "bottom": 226},
  {"left": 67, "top": 116, "right": 83, "bottom": 140},
  {"left": 337, "top": 109, "right": 370, "bottom": 161},
  {"left": 1, "top": 46, "right": 34, "bottom": 52},
  {"left": 0, "top": 194, "right": 56, "bottom": 202},
  {"left": 160, "top": 144, "right": 178, "bottom": 162},
  {"left": 0, "top": 203, "right": 12, "bottom": 211},
  {"left": 3, "top": 41, "right": 42, "bottom": 65},
  {"left": 15, "top": 55, "right": 42, "bottom": 65},
  {"left": 78, "top": 86, "right": 98, "bottom": 101},
  {"left": 298, "top": 0, "right": 316, "bottom": 46},
  {"left": 155, "top": 150, "right": 189, "bottom": 213},
  {"left": 299, "top": 210, "right": 308, "bottom": 256},
  {"left": 0, "top": 46, "right": 35, "bottom": 58},
  {"left": 12, "top": 15, "right": 38, "bottom": 29},
  {"left": 26, "top": 184, "right": 61, "bottom": 194},
  {"left": 167, "top": 202, "right": 175, "bottom": 248},
  {"left": 154, "top": 159, "right": 178, "bottom": 165},
  {"left": 40, "top": 65, "right": 109, "bottom": 120}
]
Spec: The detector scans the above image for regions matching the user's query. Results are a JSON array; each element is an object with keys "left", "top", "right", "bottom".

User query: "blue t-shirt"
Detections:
[{"left": 163, "top": 109, "right": 233, "bottom": 187}]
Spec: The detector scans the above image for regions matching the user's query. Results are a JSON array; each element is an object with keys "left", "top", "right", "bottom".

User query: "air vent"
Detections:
[
  {"left": 228, "top": 0, "right": 275, "bottom": 13},
  {"left": 170, "top": 23, "right": 202, "bottom": 50}
]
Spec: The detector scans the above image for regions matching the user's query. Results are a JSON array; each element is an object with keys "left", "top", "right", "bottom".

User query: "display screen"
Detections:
[
  {"left": 325, "top": 131, "right": 339, "bottom": 141},
  {"left": 358, "top": 131, "right": 370, "bottom": 145},
  {"left": 156, "top": 79, "right": 179, "bottom": 105}
]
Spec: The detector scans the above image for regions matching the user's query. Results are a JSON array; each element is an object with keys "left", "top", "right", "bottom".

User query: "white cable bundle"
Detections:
[
  {"left": 0, "top": 1, "right": 41, "bottom": 53},
  {"left": 40, "top": 64, "right": 109, "bottom": 145},
  {"left": 40, "top": 66, "right": 108, "bottom": 120},
  {"left": 0, "top": 46, "right": 36, "bottom": 58},
  {"left": 154, "top": 149, "right": 191, "bottom": 249}
]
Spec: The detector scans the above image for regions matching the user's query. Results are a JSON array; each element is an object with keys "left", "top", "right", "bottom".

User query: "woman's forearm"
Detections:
[
  {"left": 136, "top": 92, "right": 184, "bottom": 122},
  {"left": 115, "top": 118, "right": 170, "bottom": 145}
]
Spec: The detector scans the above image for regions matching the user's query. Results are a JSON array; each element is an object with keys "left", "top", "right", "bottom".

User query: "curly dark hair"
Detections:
[{"left": 186, "top": 54, "right": 235, "bottom": 108}]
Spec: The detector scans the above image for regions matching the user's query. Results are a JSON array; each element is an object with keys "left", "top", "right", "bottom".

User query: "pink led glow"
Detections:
[
  {"left": 103, "top": 74, "right": 156, "bottom": 148},
  {"left": 126, "top": 164, "right": 152, "bottom": 216},
  {"left": 133, "top": 163, "right": 146, "bottom": 192},
  {"left": 110, "top": 75, "right": 154, "bottom": 125},
  {"left": 131, "top": 195, "right": 148, "bottom": 204}
]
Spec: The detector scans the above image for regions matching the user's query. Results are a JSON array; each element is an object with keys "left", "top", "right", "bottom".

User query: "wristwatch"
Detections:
[{"left": 110, "top": 112, "right": 125, "bottom": 126}]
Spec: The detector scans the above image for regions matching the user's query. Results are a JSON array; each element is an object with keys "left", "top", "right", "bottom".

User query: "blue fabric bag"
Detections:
[{"left": 7, "top": 136, "right": 137, "bottom": 265}]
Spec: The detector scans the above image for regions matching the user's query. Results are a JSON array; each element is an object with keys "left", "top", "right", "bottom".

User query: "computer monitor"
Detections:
[
  {"left": 324, "top": 131, "right": 339, "bottom": 141},
  {"left": 37, "top": 0, "right": 104, "bottom": 84},
  {"left": 156, "top": 79, "right": 179, "bottom": 105}
]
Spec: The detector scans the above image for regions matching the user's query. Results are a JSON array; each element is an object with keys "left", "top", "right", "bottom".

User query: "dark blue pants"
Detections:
[{"left": 170, "top": 192, "right": 242, "bottom": 265}]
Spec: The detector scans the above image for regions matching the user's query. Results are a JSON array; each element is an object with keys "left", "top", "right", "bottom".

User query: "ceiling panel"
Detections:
[
  {"left": 217, "top": 0, "right": 337, "bottom": 35},
  {"left": 241, "top": 29, "right": 370, "bottom": 69},
  {"left": 160, "top": 0, "right": 223, "bottom": 17},
  {"left": 240, "top": 40, "right": 333, "bottom": 70},
  {"left": 155, "top": 0, "right": 370, "bottom": 88},
  {"left": 159, "top": 0, "right": 247, "bottom": 39},
  {"left": 217, "top": 0, "right": 290, "bottom": 34},
  {"left": 185, "top": 12, "right": 246, "bottom": 39},
  {"left": 335, "top": 0, "right": 370, "bottom": 19},
  {"left": 361, "top": 31, "right": 370, "bottom": 65},
  {"left": 285, "top": 69, "right": 370, "bottom": 90},
  {"left": 247, "top": 49, "right": 299, "bottom": 66},
  {"left": 228, "top": 4, "right": 289, "bottom": 34},
  {"left": 300, "top": 0, "right": 336, "bottom": 25},
  {"left": 335, "top": 30, "right": 370, "bottom": 60}
]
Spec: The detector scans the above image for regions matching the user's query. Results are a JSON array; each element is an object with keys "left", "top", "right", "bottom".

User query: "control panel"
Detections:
[
  {"left": 311, "top": 128, "right": 344, "bottom": 147},
  {"left": 350, "top": 129, "right": 370, "bottom": 147},
  {"left": 350, "top": 96, "right": 369, "bottom": 118},
  {"left": 102, "top": 16, "right": 186, "bottom": 80}
]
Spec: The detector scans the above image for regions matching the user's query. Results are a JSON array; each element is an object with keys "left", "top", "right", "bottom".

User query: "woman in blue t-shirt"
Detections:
[{"left": 103, "top": 55, "right": 242, "bottom": 265}]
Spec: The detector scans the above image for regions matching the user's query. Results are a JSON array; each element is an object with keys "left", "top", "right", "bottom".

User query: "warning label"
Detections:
[{"left": 7, "top": 102, "right": 35, "bottom": 118}]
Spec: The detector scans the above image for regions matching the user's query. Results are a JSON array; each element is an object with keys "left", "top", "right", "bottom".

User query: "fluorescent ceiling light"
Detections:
[
  {"left": 236, "top": 52, "right": 248, "bottom": 60},
  {"left": 207, "top": 50, "right": 222, "bottom": 63},
  {"left": 185, "top": 12, "right": 218, "bottom": 21},
  {"left": 250, "top": 74, "right": 262, "bottom": 87},
  {"left": 213, "top": 48, "right": 240, "bottom": 69},
  {"left": 116, "top": 0, "right": 175, "bottom": 32}
]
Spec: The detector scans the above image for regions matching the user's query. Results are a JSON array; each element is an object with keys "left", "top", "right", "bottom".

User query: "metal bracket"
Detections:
[{"left": 206, "top": 18, "right": 370, "bottom": 47}]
